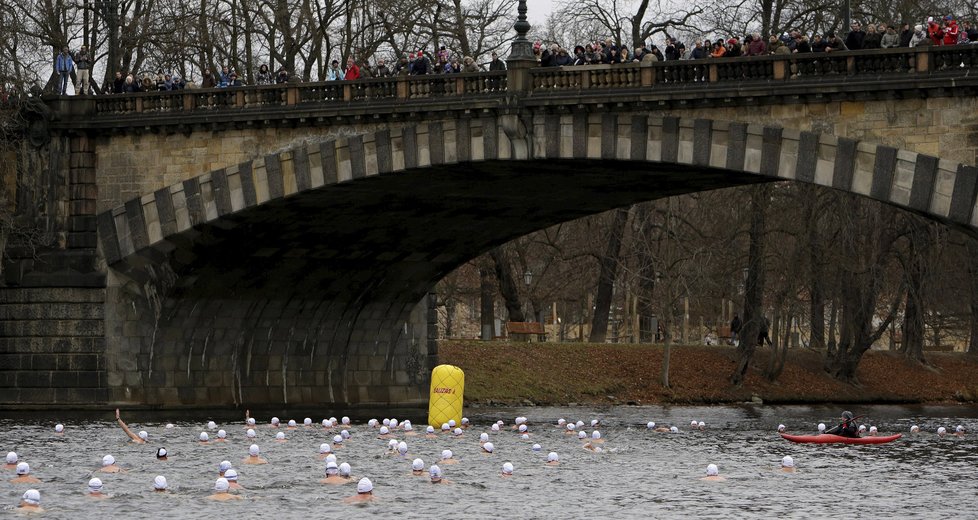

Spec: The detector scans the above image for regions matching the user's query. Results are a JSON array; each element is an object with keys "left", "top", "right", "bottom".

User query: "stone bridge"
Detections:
[{"left": 2, "top": 31, "right": 978, "bottom": 408}]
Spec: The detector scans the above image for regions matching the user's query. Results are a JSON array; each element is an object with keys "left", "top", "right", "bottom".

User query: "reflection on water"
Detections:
[{"left": 1, "top": 404, "right": 976, "bottom": 517}]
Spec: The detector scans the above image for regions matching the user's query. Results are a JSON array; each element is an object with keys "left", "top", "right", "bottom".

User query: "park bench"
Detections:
[{"left": 506, "top": 321, "right": 547, "bottom": 342}]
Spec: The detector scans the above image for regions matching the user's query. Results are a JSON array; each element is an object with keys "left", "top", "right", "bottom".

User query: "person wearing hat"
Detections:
[
  {"left": 20, "top": 489, "right": 43, "bottom": 511},
  {"left": 207, "top": 478, "right": 241, "bottom": 501},
  {"left": 701, "top": 464, "right": 724, "bottom": 481},
  {"left": 781, "top": 456, "right": 796, "bottom": 472},
  {"left": 224, "top": 469, "right": 243, "bottom": 490},
  {"left": 344, "top": 477, "right": 376, "bottom": 503},
  {"left": 88, "top": 477, "right": 108, "bottom": 498},
  {"left": 429, "top": 464, "right": 450, "bottom": 484},
  {"left": 943, "top": 16, "right": 959, "bottom": 45},
  {"left": 116, "top": 409, "right": 146, "bottom": 444},
  {"left": 99, "top": 455, "right": 122, "bottom": 473},
  {"left": 10, "top": 462, "right": 41, "bottom": 484},
  {"left": 321, "top": 461, "right": 345, "bottom": 484},
  {"left": 243, "top": 444, "right": 267, "bottom": 465},
  {"left": 824, "top": 411, "right": 860, "bottom": 438},
  {"left": 153, "top": 475, "right": 168, "bottom": 492}
]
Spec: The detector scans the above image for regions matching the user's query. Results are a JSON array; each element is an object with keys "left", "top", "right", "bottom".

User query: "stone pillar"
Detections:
[
  {"left": 67, "top": 135, "right": 97, "bottom": 249},
  {"left": 505, "top": 0, "right": 537, "bottom": 94}
]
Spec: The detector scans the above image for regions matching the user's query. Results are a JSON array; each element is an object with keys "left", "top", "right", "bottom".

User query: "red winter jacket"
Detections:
[{"left": 344, "top": 64, "right": 360, "bottom": 80}]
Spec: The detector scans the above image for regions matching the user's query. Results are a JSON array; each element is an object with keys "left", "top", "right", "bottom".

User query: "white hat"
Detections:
[
  {"left": 576, "top": 420, "right": 584, "bottom": 428},
  {"left": 566, "top": 423, "right": 575, "bottom": 431},
  {"left": 275, "top": 432, "right": 285, "bottom": 440},
  {"left": 339, "top": 462, "right": 351, "bottom": 477},
  {"left": 388, "top": 439, "right": 398, "bottom": 449},
  {"left": 271, "top": 417, "right": 280, "bottom": 425},
  {"left": 521, "top": 434, "right": 529, "bottom": 440},
  {"left": 403, "top": 421, "right": 413, "bottom": 431},
  {"left": 532, "top": 444, "right": 542, "bottom": 452},
  {"left": 383, "top": 418, "right": 391, "bottom": 426},
  {"left": 869, "top": 426, "right": 878, "bottom": 434},
  {"left": 397, "top": 442, "right": 408, "bottom": 454},
  {"left": 333, "top": 435, "right": 343, "bottom": 444},
  {"left": 165, "top": 423, "right": 174, "bottom": 429},
  {"left": 138, "top": 431, "right": 148, "bottom": 440},
  {"left": 547, "top": 452, "right": 559, "bottom": 462},
  {"left": 670, "top": 426, "right": 679, "bottom": 434},
  {"left": 380, "top": 426, "right": 390, "bottom": 435},
  {"left": 910, "top": 425, "right": 920, "bottom": 432},
  {"left": 818, "top": 423, "right": 826, "bottom": 432},
  {"left": 777, "top": 424, "right": 786, "bottom": 432},
  {"left": 207, "top": 421, "right": 217, "bottom": 429},
  {"left": 461, "top": 418, "right": 469, "bottom": 425},
  {"left": 357, "top": 477, "right": 373, "bottom": 493},
  {"left": 157, "top": 447, "right": 168, "bottom": 458},
  {"left": 577, "top": 431, "right": 586, "bottom": 439},
  {"left": 217, "top": 429, "right": 227, "bottom": 439},
  {"left": 698, "top": 421, "right": 705, "bottom": 428},
  {"left": 326, "top": 461, "right": 339, "bottom": 475},
  {"left": 224, "top": 469, "right": 238, "bottom": 481},
  {"left": 592, "top": 430, "right": 601, "bottom": 439},
  {"left": 214, "top": 477, "right": 229, "bottom": 492},
  {"left": 287, "top": 420, "right": 297, "bottom": 427},
  {"left": 22, "top": 489, "right": 40, "bottom": 506},
  {"left": 246, "top": 418, "right": 256, "bottom": 426},
  {"left": 342, "top": 416, "right": 351, "bottom": 425},
  {"left": 591, "top": 419, "right": 599, "bottom": 427},
  {"left": 441, "top": 449, "right": 453, "bottom": 460},
  {"left": 412, "top": 458, "right": 424, "bottom": 471},
  {"left": 329, "top": 417, "right": 338, "bottom": 426},
  {"left": 89, "top": 477, "right": 103, "bottom": 492},
  {"left": 248, "top": 444, "right": 260, "bottom": 456},
  {"left": 55, "top": 424, "right": 64, "bottom": 433},
  {"left": 938, "top": 427, "right": 947, "bottom": 435},
  {"left": 691, "top": 420, "right": 698, "bottom": 427},
  {"left": 330, "top": 419, "right": 338, "bottom": 427},
  {"left": 781, "top": 456, "right": 794, "bottom": 468},
  {"left": 706, "top": 464, "right": 719, "bottom": 476},
  {"left": 429, "top": 464, "right": 442, "bottom": 479},
  {"left": 16, "top": 462, "right": 29, "bottom": 475},
  {"left": 154, "top": 475, "right": 168, "bottom": 490},
  {"left": 441, "top": 423, "right": 450, "bottom": 431},
  {"left": 319, "top": 443, "right": 331, "bottom": 454},
  {"left": 5, "top": 452, "right": 16, "bottom": 464},
  {"left": 304, "top": 418, "right": 312, "bottom": 426},
  {"left": 341, "top": 430, "right": 351, "bottom": 439},
  {"left": 497, "top": 420, "right": 505, "bottom": 426},
  {"left": 102, "top": 454, "right": 115, "bottom": 466},
  {"left": 448, "top": 419, "right": 457, "bottom": 427},
  {"left": 647, "top": 422, "right": 655, "bottom": 429},
  {"left": 368, "top": 419, "right": 378, "bottom": 427},
  {"left": 326, "top": 454, "right": 337, "bottom": 464},
  {"left": 502, "top": 462, "right": 514, "bottom": 474},
  {"left": 454, "top": 428, "right": 463, "bottom": 436},
  {"left": 483, "top": 442, "right": 494, "bottom": 453},
  {"left": 219, "top": 460, "right": 232, "bottom": 472},
  {"left": 480, "top": 433, "right": 490, "bottom": 442},
  {"left": 246, "top": 428, "right": 257, "bottom": 438},
  {"left": 426, "top": 426, "right": 435, "bottom": 434},
  {"left": 491, "top": 424, "right": 500, "bottom": 432},
  {"left": 518, "top": 424, "right": 528, "bottom": 433},
  {"left": 557, "top": 419, "right": 566, "bottom": 426},
  {"left": 200, "top": 432, "right": 209, "bottom": 441},
  {"left": 956, "top": 425, "right": 965, "bottom": 433},
  {"left": 858, "top": 425, "right": 867, "bottom": 432}
]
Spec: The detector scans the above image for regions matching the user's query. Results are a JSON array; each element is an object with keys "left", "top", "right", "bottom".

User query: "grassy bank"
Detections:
[{"left": 438, "top": 340, "right": 978, "bottom": 405}]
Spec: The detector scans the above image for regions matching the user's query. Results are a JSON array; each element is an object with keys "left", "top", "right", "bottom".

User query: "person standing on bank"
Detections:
[
  {"left": 56, "top": 47, "right": 74, "bottom": 95},
  {"left": 730, "top": 314, "right": 742, "bottom": 345},
  {"left": 75, "top": 45, "right": 91, "bottom": 95}
]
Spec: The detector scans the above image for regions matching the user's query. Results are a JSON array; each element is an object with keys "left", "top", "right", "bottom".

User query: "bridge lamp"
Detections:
[{"left": 524, "top": 269, "right": 533, "bottom": 286}]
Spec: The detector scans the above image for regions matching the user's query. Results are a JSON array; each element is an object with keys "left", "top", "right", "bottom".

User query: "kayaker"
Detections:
[{"left": 824, "top": 411, "right": 860, "bottom": 438}]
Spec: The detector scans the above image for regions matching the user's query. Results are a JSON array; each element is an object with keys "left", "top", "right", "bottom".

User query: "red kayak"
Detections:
[{"left": 780, "top": 433, "right": 902, "bottom": 444}]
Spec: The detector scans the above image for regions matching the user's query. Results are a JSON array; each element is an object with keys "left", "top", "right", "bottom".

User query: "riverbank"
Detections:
[{"left": 438, "top": 340, "right": 978, "bottom": 406}]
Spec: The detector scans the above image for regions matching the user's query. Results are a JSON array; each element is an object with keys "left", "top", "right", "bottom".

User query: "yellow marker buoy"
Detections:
[{"left": 428, "top": 364, "right": 464, "bottom": 428}]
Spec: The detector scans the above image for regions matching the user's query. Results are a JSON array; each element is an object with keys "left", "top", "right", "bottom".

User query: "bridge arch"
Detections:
[{"left": 96, "top": 116, "right": 978, "bottom": 406}]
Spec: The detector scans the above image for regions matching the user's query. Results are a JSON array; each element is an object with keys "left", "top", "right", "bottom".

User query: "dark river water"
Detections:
[{"left": 1, "top": 404, "right": 976, "bottom": 518}]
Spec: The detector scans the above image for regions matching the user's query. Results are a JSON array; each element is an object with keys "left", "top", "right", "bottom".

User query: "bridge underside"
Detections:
[{"left": 106, "top": 160, "right": 770, "bottom": 407}]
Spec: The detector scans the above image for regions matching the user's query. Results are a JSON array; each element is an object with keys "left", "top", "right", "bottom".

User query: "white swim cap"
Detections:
[
  {"left": 138, "top": 431, "right": 148, "bottom": 440},
  {"left": 319, "top": 443, "right": 331, "bottom": 454},
  {"left": 497, "top": 420, "right": 505, "bottom": 426},
  {"left": 368, "top": 419, "right": 378, "bottom": 427},
  {"left": 698, "top": 421, "right": 706, "bottom": 428},
  {"left": 910, "top": 425, "right": 920, "bottom": 432},
  {"left": 214, "top": 477, "right": 229, "bottom": 492},
  {"left": 502, "top": 462, "right": 514, "bottom": 474},
  {"left": 89, "top": 477, "right": 103, "bottom": 492},
  {"left": 271, "top": 417, "right": 279, "bottom": 425},
  {"left": 157, "top": 447, "right": 168, "bottom": 458},
  {"left": 484, "top": 442, "right": 494, "bottom": 453},
  {"left": 246, "top": 428, "right": 256, "bottom": 438},
  {"left": 380, "top": 426, "right": 390, "bottom": 435},
  {"left": 55, "top": 424, "right": 64, "bottom": 433},
  {"left": 869, "top": 426, "right": 878, "bottom": 434},
  {"left": 102, "top": 454, "right": 115, "bottom": 466},
  {"left": 404, "top": 422, "right": 414, "bottom": 431},
  {"left": 218, "top": 429, "right": 227, "bottom": 439},
  {"left": 219, "top": 460, "right": 232, "bottom": 472},
  {"left": 287, "top": 420, "right": 297, "bottom": 428},
  {"left": 246, "top": 418, "right": 256, "bottom": 426},
  {"left": 207, "top": 421, "right": 217, "bottom": 430},
  {"left": 326, "top": 461, "right": 339, "bottom": 475},
  {"left": 592, "top": 430, "right": 601, "bottom": 439},
  {"left": 938, "top": 427, "right": 947, "bottom": 435},
  {"left": 388, "top": 439, "right": 398, "bottom": 449},
  {"left": 324, "top": 419, "right": 332, "bottom": 427},
  {"left": 339, "top": 462, "right": 351, "bottom": 476},
  {"left": 16, "top": 462, "right": 29, "bottom": 475},
  {"left": 548, "top": 452, "right": 559, "bottom": 462},
  {"left": 518, "top": 424, "right": 527, "bottom": 433},
  {"left": 514, "top": 417, "right": 524, "bottom": 425},
  {"left": 429, "top": 464, "right": 442, "bottom": 479},
  {"left": 165, "top": 423, "right": 174, "bottom": 429},
  {"left": 357, "top": 477, "right": 373, "bottom": 493},
  {"left": 441, "top": 423, "right": 450, "bottom": 431},
  {"left": 448, "top": 419, "right": 457, "bottom": 428},
  {"left": 454, "top": 428, "right": 463, "bottom": 436},
  {"left": 778, "top": 424, "right": 786, "bottom": 432},
  {"left": 491, "top": 424, "right": 500, "bottom": 432},
  {"left": 706, "top": 464, "right": 719, "bottom": 476},
  {"left": 333, "top": 435, "right": 343, "bottom": 444},
  {"left": 199, "top": 432, "right": 209, "bottom": 441},
  {"left": 956, "top": 425, "right": 965, "bottom": 433},
  {"left": 22, "top": 489, "right": 40, "bottom": 505},
  {"left": 521, "top": 434, "right": 529, "bottom": 440},
  {"left": 578, "top": 431, "right": 587, "bottom": 439},
  {"left": 818, "top": 423, "right": 826, "bottom": 432},
  {"left": 383, "top": 418, "right": 391, "bottom": 427},
  {"left": 647, "top": 422, "right": 655, "bottom": 429},
  {"left": 558, "top": 419, "right": 566, "bottom": 426},
  {"left": 567, "top": 423, "right": 575, "bottom": 431},
  {"left": 858, "top": 425, "right": 866, "bottom": 432},
  {"left": 461, "top": 418, "right": 469, "bottom": 425},
  {"left": 341, "top": 429, "right": 350, "bottom": 439},
  {"left": 426, "top": 426, "right": 435, "bottom": 434},
  {"left": 275, "top": 431, "right": 285, "bottom": 440},
  {"left": 5, "top": 452, "right": 17, "bottom": 464},
  {"left": 480, "top": 432, "right": 490, "bottom": 442},
  {"left": 326, "top": 454, "right": 337, "bottom": 464},
  {"left": 329, "top": 417, "right": 338, "bottom": 426},
  {"left": 441, "top": 449, "right": 453, "bottom": 460},
  {"left": 154, "top": 475, "right": 168, "bottom": 490},
  {"left": 249, "top": 444, "right": 260, "bottom": 456},
  {"left": 397, "top": 442, "right": 408, "bottom": 454},
  {"left": 591, "top": 419, "right": 599, "bottom": 427},
  {"left": 576, "top": 420, "right": 584, "bottom": 428},
  {"left": 304, "top": 418, "right": 312, "bottom": 426},
  {"left": 224, "top": 468, "right": 238, "bottom": 481},
  {"left": 342, "top": 416, "right": 351, "bottom": 425},
  {"left": 691, "top": 420, "right": 698, "bottom": 427},
  {"left": 412, "top": 458, "right": 424, "bottom": 471},
  {"left": 532, "top": 444, "right": 542, "bottom": 452},
  {"left": 781, "top": 456, "right": 794, "bottom": 468},
  {"left": 670, "top": 426, "right": 679, "bottom": 434}
]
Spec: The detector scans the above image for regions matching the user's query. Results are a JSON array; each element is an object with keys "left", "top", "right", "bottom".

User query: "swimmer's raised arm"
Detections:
[{"left": 116, "top": 408, "right": 143, "bottom": 443}]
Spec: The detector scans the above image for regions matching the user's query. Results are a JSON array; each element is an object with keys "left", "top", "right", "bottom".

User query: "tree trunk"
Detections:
[
  {"left": 489, "top": 246, "right": 525, "bottom": 322},
  {"left": 479, "top": 266, "right": 495, "bottom": 340},
  {"left": 661, "top": 317, "right": 672, "bottom": 387},
  {"left": 731, "top": 184, "right": 770, "bottom": 386},
  {"left": 827, "top": 299, "right": 837, "bottom": 354},
  {"left": 589, "top": 208, "right": 629, "bottom": 343},
  {"left": 901, "top": 223, "right": 929, "bottom": 363},
  {"left": 806, "top": 186, "right": 825, "bottom": 350}
]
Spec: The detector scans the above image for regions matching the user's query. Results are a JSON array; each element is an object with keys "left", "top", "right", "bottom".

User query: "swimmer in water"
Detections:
[
  {"left": 479, "top": 432, "right": 490, "bottom": 446},
  {"left": 377, "top": 426, "right": 392, "bottom": 439},
  {"left": 270, "top": 417, "right": 280, "bottom": 428},
  {"left": 343, "top": 477, "right": 376, "bottom": 503},
  {"left": 243, "top": 444, "right": 267, "bottom": 465},
  {"left": 243, "top": 409, "right": 256, "bottom": 429},
  {"left": 590, "top": 430, "right": 605, "bottom": 444},
  {"left": 429, "top": 464, "right": 450, "bottom": 484},
  {"left": 19, "top": 489, "right": 42, "bottom": 512},
  {"left": 564, "top": 423, "right": 576, "bottom": 435},
  {"left": 207, "top": 478, "right": 241, "bottom": 501},
  {"left": 318, "top": 443, "right": 333, "bottom": 459},
  {"left": 304, "top": 418, "right": 313, "bottom": 428},
  {"left": 697, "top": 421, "right": 706, "bottom": 430},
  {"left": 156, "top": 448, "right": 168, "bottom": 461},
  {"left": 396, "top": 442, "right": 409, "bottom": 458},
  {"left": 219, "top": 460, "right": 232, "bottom": 476},
  {"left": 99, "top": 454, "right": 122, "bottom": 473},
  {"left": 207, "top": 421, "right": 217, "bottom": 430},
  {"left": 440, "top": 449, "right": 457, "bottom": 465},
  {"left": 955, "top": 425, "right": 966, "bottom": 437},
  {"left": 115, "top": 409, "right": 146, "bottom": 444},
  {"left": 482, "top": 442, "right": 494, "bottom": 454},
  {"left": 701, "top": 464, "right": 724, "bottom": 481},
  {"left": 547, "top": 452, "right": 559, "bottom": 465},
  {"left": 910, "top": 425, "right": 920, "bottom": 433},
  {"left": 224, "top": 469, "right": 242, "bottom": 490},
  {"left": 453, "top": 427, "right": 464, "bottom": 438},
  {"left": 411, "top": 459, "right": 425, "bottom": 476},
  {"left": 403, "top": 421, "right": 417, "bottom": 436},
  {"left": 275, "top": 431, "right": 287, "bottom": 443},
  {"left": 868, "top": 426, "right": 878, "bottom": 436},
  {"left": 246, "top": 428, "right": 257, "bottom": 439},
  {"left": 54, "top": 424, "right": 65, "bottom": 435},
  {"left": 287, "top": 419, "right": 297, "bottom": 430},
  {"left": 87, "top": 477, "right": 107, "bottom": 498},
  {"left": 425, "top": 426, "right": 437, "bottom": 439},
  {"left": 777, "top": 424, "right": 786, "bottom": 433},
  {"left": 199, "top": 432, "right": 210, "bottom": 444},
  {"left": 5, "top": 451, "right": 18, "bottom": 469},
  {"left": 461, "top": 418, "right": 470, "bottom": 429},
  {"left": 937, "top": 427, "right": 947, "bottom": 438},
  {"left": 216, "top": 430, "right": 228, "bottom": 442},
  {"left": 817, "top": 423, "right": 826, "bottom": 434},
  {"left": 153, "top": 475, "right": 168, "bottom": 492},
  {"left": 332, "top": 435, "right": 344, "bottom": 449},
  {"left": 781, "top": 456, "right": 795, "bottom": 472},
  {"left": 321, "top": 462, "right": 345, "bottom": 484},
  {"left": 10, "top": 463, "right": 41, "bottom": 484},
  {"left": 501, "top": 462, "right": 514, "bottom": 477},
  {"left": 339, "top": 463, "right": 353, "bottom": 482}
]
